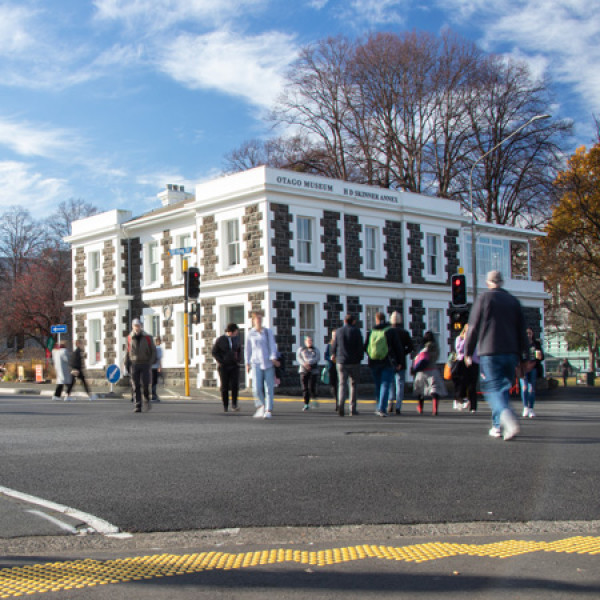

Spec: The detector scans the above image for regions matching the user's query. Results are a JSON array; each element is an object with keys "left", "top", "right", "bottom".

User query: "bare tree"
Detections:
[{"left": 46, "top": 198, "right": 98, "bottom": 248}]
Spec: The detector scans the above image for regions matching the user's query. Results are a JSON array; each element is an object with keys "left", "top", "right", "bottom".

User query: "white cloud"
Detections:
[
  {"left": 156, "top": 30, "right": 299, "bottom": 109},
  {"left": 440, "top": 0, "right": 600, "bottom": 115},
  {"left": 0, "top": 161, "right": 70, "bottom": 214},
  {"left": 0, "top": 117, "right": 82, "bottom": 158},
  {"left": 93, "top": 0, "right": 266, "bottom": 30},
  {"left": 0, "top": 5, "right": 35, "bottom": 55},
  {"left": 308, "top": 0, "right": 330, "bottom": 9},
  {"left": 344, "top": 0, "right": 409, "bottom": 27}
]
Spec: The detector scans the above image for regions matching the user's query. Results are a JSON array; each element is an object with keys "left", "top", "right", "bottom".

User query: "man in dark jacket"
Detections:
[
  {"left": 389, "top": 311, "right": 413, "bottom": 414},
  {"left": 465, "top": 270, "right": 528, "bottom": 440},
  {"left": 212, "top": 323, "right": 242, "bottom": 412},
  {"left": 365, "top": 312, "right": 405, "bottom": 417},
  {"left": 331, "top": 314, "right": 364, "bottom": 416},
  {"left": 124, "top": 318, "right": 156, "bottom": 413},
  {"left": 67, "top": 339, "right": 97, "bottom": 400}
]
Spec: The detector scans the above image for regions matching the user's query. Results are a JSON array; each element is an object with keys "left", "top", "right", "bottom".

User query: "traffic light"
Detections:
[
  {"left": 451, "top": 273, "right": 467, "bottom": 306},
  {"left": 187, "top": 267, "right": 200, "bottom": 299},
  {"left": 450, "top": 308, "right": 469, "bottom": 333}
]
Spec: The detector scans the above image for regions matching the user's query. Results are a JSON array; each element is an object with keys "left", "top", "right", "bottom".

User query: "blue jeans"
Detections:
[
  {"left": 520, "top": 369, "right": 537, "bottom": 409},
  {"left": 388, "top": 369, "right": 406, "bottom": 412},
  {"left": 252, "top": 366, "right": 275, "bottom": 412},
  {"left": 371, "top": 365, "right": 394, "bottom": 413},
  {"left": 479, "top": 354, "right": 519, "bottom": 428}
]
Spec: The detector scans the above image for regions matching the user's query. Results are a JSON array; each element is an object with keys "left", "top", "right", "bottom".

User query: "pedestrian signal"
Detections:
[
  {"left": 451, "top": 273, "right": 467, "bottom": 306},
  {"left": 187, "top": 267, "right": 200, "bottom": 299},
  {"left": 450, "top": 309, "right": 469, "bottom": 333}
]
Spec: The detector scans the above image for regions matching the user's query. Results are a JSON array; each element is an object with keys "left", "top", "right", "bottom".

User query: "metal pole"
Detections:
[
  {"left": 468, "top": 114, "right": 550, "bottom": 301},
  {"left": 183, "top": 257, "right": 190, "bottom": 397}
]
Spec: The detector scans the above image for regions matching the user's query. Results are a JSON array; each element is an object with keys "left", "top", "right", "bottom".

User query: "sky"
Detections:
[{"left": 1, "top": 0, "right": 599, "bottom": 218}]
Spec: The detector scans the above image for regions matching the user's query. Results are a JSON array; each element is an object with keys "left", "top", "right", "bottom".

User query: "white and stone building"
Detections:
[{"left": 65, "top": 167, "right": 546, "bottom": 387}]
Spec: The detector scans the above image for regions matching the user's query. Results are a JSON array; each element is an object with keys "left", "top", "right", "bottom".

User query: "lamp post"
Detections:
[{"left": 469, "top": 114, "right": 550, "bottom": 300}]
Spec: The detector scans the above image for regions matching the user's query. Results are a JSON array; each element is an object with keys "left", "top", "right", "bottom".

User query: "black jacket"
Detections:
[
  {"left": 69, "top": 347, "right": 84, "bottom": 371},
  {"left": 331, "top": 324, "right": 364, "bottom": 365},
  {"left": 391, "top": 324, "right": 413, "bottom": 370},
  {"left": 465, "top": 288, "right": 528, "bottom": 358},
  {"left": 364, "top": 323, "right": 405, "bottom": 369},
  {"left": 212, "top": 334, "right": 242, "bottom": 368}
]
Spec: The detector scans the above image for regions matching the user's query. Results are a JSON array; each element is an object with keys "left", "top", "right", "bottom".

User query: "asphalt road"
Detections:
[{"left": 1, "top": 389, "right": 599, "bottom": 535}]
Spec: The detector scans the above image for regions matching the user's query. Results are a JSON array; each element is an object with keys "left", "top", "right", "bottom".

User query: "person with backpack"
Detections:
[
  {"left": 412, "top": 331, "right": 447, "bottom": 416},
  {"left": 124, "top": 318, "right": 156, "bottom": 413},
  {"left": 364, "top": 312, "right": 404, "bottom": 417},
  {"left": 388, "top": 311, "right": 413, "bottom": 415},
  {"left": 296, "top": 336, "right": 321, "bottom": 411}
]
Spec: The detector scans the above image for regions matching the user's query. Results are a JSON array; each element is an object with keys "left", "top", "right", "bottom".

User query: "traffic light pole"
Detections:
[{"left": 183, "top": 258, "right": 190, "bottom": 397}]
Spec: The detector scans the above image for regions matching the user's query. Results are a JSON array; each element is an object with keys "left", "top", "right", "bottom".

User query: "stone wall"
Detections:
[
  {"left": 407, "top": 223, "right": 425, "bottom": 284},
  {"left": 201, "top": 216, "right": 218, "bottom": 282},
  {"left": 384, "top": 220, "right": 403, "bottom": 283},
  {"left": 103, "top": 310, "right": 117, "bottom": 364},
  {"left": 74, "top": 248, "right": 85, "bottom": 300},
  {"left": 271, "top": 203, "right": 293, "bottom": 273},
  {"left": 200, "top": 296, "right": 217, "bottom": 386},
  {"left": 102, "top": 241, "right": 116, "bottom": 295},
  {"left": 444, "top": 228, "right": 460, "bottom": 283},
  {"left": 161, "top": 230, "right": 174, "bottom": 288},
  {"left": 321, "top": 211, "right": 342, "bottom": 277},
  {"left": 347, "top": 296, "right": 363, "bottom": 329},
  {"left": 323, "top": 294, "right": 344, "bottom": 345},
  {"left": 344, "top": 215, "right": 362, "bottom": 280},
  {"left": 409, "top": 299, "right": 426, "bottom": 348},
  {"left": 272, "top": 291, "right": 296, "bottom": 387},
  {"left": 244, "top": 204, "right": 264, "bottom": 275}
]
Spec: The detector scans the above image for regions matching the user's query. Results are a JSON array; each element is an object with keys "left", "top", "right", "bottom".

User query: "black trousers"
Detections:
[
  {"left": 67, "top": 372, "right": 90, "bottom": 395},
  {"left": 132, "top": 363, "right": 151, "bottom": 407},
  {"left": 219, "top": 365, "right": 239, "bottom": 410},
  {"left": 300, "top": 371, "right": 318, "bottom": 404}
]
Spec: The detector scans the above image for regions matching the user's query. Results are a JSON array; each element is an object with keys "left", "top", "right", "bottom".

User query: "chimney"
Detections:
[{"left": 158, "top": 184, "right": 194, "bottom": 207}]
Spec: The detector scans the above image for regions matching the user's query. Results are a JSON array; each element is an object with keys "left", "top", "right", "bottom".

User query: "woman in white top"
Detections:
[{"left": 245, "top": 311, "right": 280, "bottom": 419}]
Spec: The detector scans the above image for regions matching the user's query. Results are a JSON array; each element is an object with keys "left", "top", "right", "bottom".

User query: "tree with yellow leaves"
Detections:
[{"left": 541, "top": 143, "right": 600, "bottom": 371}]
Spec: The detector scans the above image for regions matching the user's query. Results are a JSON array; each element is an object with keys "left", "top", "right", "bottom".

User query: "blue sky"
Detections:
[{"left": 1, "top": 0, "right": 599, "bottom": 218}]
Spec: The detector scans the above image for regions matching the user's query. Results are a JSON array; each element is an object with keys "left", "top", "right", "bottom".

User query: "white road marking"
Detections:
[
  {"left": 25, "top": 510, "right": 79, "bottom": 534},
  {"left": 0, "top": 485, "right": 130, "bottom": 537}
]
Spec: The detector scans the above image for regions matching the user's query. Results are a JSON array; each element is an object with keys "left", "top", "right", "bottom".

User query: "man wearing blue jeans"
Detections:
[
  {"left": 388, "top": 311, "right": 413, "bottom": 414},
  {"left": 465, "top": 270, "right": 529, "bottom": 441}
]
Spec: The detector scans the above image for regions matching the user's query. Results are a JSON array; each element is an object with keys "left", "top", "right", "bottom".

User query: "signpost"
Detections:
[
  {"left": 106, "top": 364, "right": 121, "bottom": 394},
  {"left": 50, "top": 324, "right": 68, "bottom": 346}
]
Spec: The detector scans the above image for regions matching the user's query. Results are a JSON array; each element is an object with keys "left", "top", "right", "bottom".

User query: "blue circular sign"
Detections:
[{"left": 106, "top": 364, "right": 121, "bottom": 384}]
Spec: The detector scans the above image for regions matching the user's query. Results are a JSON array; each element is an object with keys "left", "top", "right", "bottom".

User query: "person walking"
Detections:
[
  {"left": 520, "top": 327, "right": 544, "bottom": 418},
  {"left": 331, "top": 314, "right": 364, "bottom": 417},
  {"left": 365, "top": 312, "right": 404, "bottom": 417},
  {"left": 66, "top": 339, "right": 97, "bottom": 400},
  {"left": 388, "top": 311, "right": 413, "bottom": 415},
  {"left": 561, "top": 358, "right": 571, "bottom": 387},
  {"left": 124, "top": 318, "right": 156, "bottom": 413},
  {"left": 465, "top": 270, "right": 529, "bottom": 441},
  {"left": 324, "top": 331, "right": 339, "bottom": 411},
  {"left": 413, "top": 331, "right": 446, "bottom": 416},
  {"left": 212, "top": 323, "right": 242, "bottom": 412},
  {"left": 296, "top": 336, "right": 321, "bottom": 411},
  {"left": 151, "top": 336, "right": 163, "bottom": 402},
  {"left": 453, "top": 324, "right": 479, "bottom": 412},
  {"left": 245, "top": 311, "right": 280, "bottom": 419},
  {"left": 52, "top": 343, "right": 73, "bottom": 401}
]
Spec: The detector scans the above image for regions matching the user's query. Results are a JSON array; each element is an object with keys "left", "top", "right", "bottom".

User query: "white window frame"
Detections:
[
  {"left": 287, "top": 206, "right": 323, "bottom": 273},
  {"left": 143, "top": 238, "right": 161, "bottom": 288},
  {"left": 424, "top": 302, "right": 448, "bottom": 359},
  {"left": 88, "top": 316, "right": 103, "bottom": 367},
  {"left": 464, "top": 233, "right": 511, "bottom": 280},
  {"left": 216, "top": 208, "right": 246, "bottom": 276},
  {"left": 365, "top": 226, "right": 379, "bottom": 273},
  {"left": 299, "top": 302, "right": 317, "bottom": 342},
  {"left": 225, "top": 218, "right": 241, "bottom": 269},
  {"left": 296, "top": 216, "right": 314, "bottom": 266},
  {"left": 359, "top": 217, "right": 385, "bottom": 278},
  {"left": 86, "top": 247, "right": 103, "bottom": 295},
  {"left": 421, "top": 225, "right": 446, "bottom": 283}
]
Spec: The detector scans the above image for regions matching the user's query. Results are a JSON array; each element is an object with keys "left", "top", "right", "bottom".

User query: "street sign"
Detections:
[
  {"left": 50, "top": 325, "right": 68, "bottom": 334},
  {"left": 169, "top": 247, "right": 193, "bottom": 256},
  {"left": 106, "top": 364, "right": 121, "bottom": 384},
  {"left": 46, "top": 337, "right": 55, "bottom": 351},
  {"left": 35, "top": 365, "right": 43, "bottom": 383}
]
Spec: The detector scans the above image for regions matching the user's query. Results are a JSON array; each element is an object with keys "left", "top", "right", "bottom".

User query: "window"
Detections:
[
  {"left": 148, "top": 241, "right": 160, "bottom": 284},
  {"left": 149, "top": 315, "right": 160, "bottom": 338},
  {"left": 426, "top": 233, "right": 440, "bottom": 277},
  {"left": 465, "top": 234, "right": 510, "bottom": 278},
  {"left": 299, "top": 303, "right": 316, "bottom": 341},
  {"left": 89, "top": 251, "right": 101, "bottom": 292},
  {"left": 427, "top": 308, "right": 443, "bottom": 340},
  {"left": 89, "top": 319, "right": 102, "bottom": 366},
  {"left": 365, "top": 226, "right": 378, "bottom": 272},
  {"left": 297, "top": 217, "right": 313, "bottom": 265},
  {"left": 225, "top": 219, "right": 241, "bottom": 268},
  {"left": 366, "top": 305, "right": 383, "bottom": 332}
]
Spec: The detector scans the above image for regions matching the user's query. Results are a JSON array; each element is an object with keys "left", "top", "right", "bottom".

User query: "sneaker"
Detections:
[
  {"left": 489, "top": 426, "right": 502, "bottom": 438},
  {"left": 52, "top": 396, "right": 60, "bottom": 401},
  {"left": 522, "top": 407, "right": 529, "bottom": 417},
  {"left": 462, "top": 401, "right": 471, "bottom": 411},
  {"left": 375, "top": 410, "right": 387, "bottom": 417},
  {"left": 453, "top": 400, "right": 459, "bottom": 410},
  {"left": 302, "top": 404, "right": 309, "bottom": 411},
  {"left": 528, "top": 409, "right": 536, "bottom": 418},
  {"left": 133, "top": 406, "right": 141, "bottom": 413},
  {"left": 64, "top": 396, "right": 73, "bottom": 402},
  {"left": 263, "top": 411, "right": 272, "bottom": 419},
  {"left": 90, "top": 394, "right": 98, "bottom": 401},
  {"left": 231, "top": 406, "right": 240, "bottom": 412},
  {"left": 253, "top": 406, "right": 265, "bottom": 418},
  {"left": 500, "top": 410, "right": 520, "bottom": 441}
]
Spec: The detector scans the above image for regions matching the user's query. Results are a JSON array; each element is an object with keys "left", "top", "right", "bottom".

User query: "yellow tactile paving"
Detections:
[{"left": 0, "top": 536, "right": 599, "bottom": 597}]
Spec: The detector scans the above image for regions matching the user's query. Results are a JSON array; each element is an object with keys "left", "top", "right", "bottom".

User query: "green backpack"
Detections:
[{"left": 367, "top": 327, "right": 389, "bottom": 360}]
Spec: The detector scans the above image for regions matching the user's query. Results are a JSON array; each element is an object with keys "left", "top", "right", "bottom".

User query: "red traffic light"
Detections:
[
  {"left": 451, "top": 274, "right": 467, "bottom": 306},
  {"left": 187, "top": 267, "right": 201, "bottom": 299}
]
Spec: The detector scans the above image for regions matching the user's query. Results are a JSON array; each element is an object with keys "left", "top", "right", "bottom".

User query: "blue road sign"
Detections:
[
  {"left": 169, "top": 246, "right": 193, "bottom": 256},
  {"left": 50, "top": 324, "right": 68, "bottom": 334},
  {"left": 106, "top": 364, "right": 121, "bottom": 384}
]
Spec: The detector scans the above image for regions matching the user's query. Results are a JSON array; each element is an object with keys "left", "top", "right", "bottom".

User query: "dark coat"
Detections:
[
  {"left": 391, "top": 324, "right": 413, "bottom": 370},
  {"left": 331, "top": 324, "right": 364, "bottom": 365},
  {"left": 364, "top": 323, "right": 404, "bottom": 369},
  {"left": 212, "top": 334, "right": 242, "bottom": 368}
]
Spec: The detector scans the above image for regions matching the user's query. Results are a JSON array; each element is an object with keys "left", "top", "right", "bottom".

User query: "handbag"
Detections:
[
  {"left": 443, "top": 362, "right": 452, "bottom": 381},
  {"left": 411, "top": 349, "right": 430, "bottom": 374},
  {"left": 321, "top": 365, "right": 330, "bottom": 385}
]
